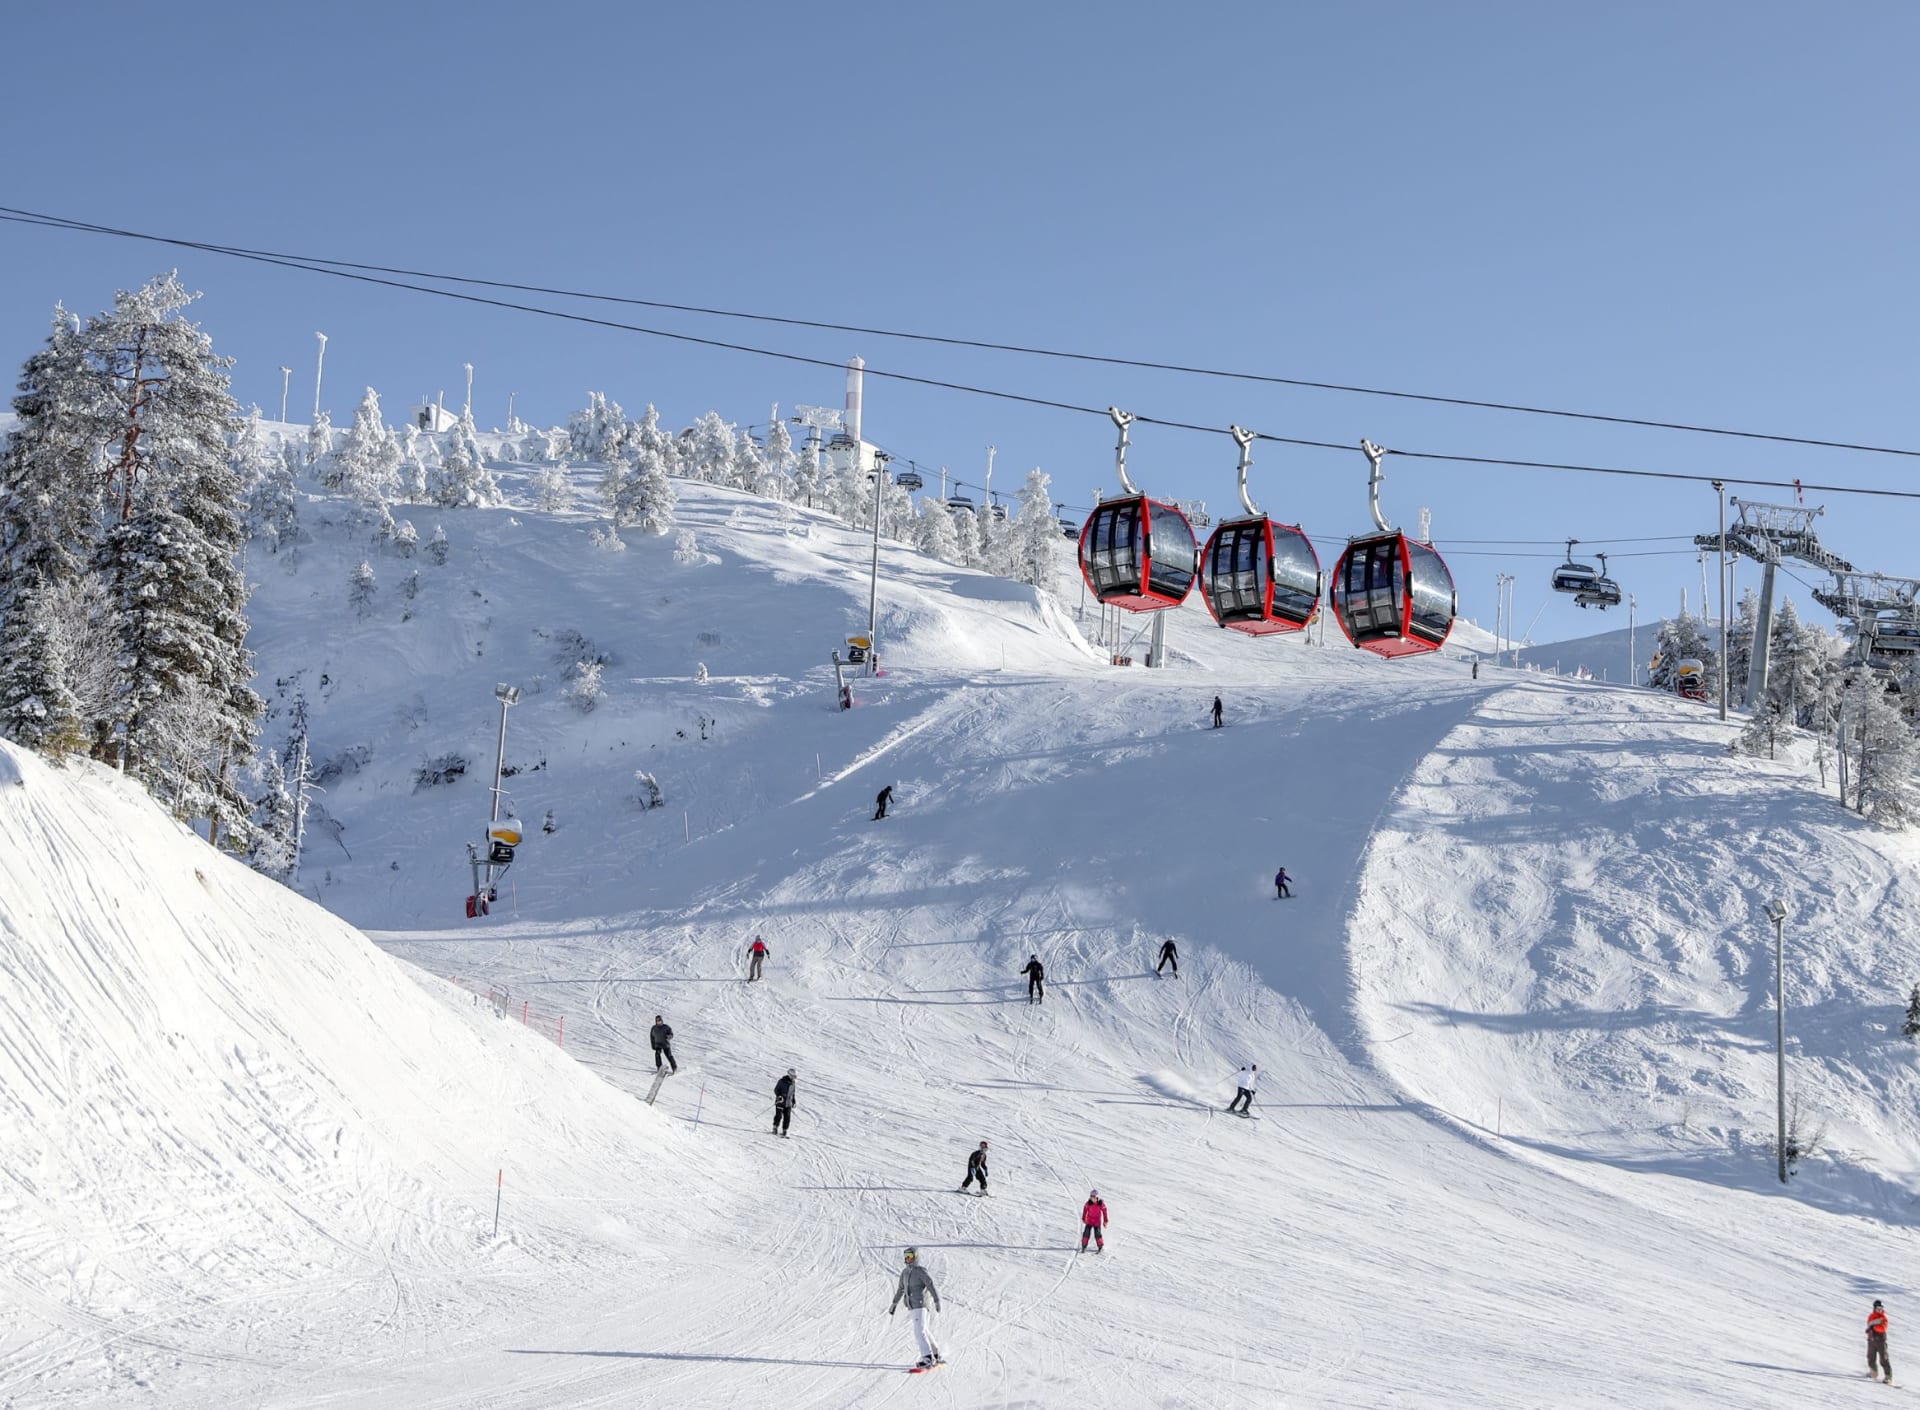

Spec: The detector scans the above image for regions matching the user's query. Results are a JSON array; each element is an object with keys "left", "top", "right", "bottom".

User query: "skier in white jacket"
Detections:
[
  {"left": 1226, "top": 1063, "right": 1259, "bottom": 1116},
  {"left": 889, "top": 1247, "right": 944, "bottom": 1369}
]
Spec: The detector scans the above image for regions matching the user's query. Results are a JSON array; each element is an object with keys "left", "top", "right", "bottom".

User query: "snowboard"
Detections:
[
  {"left": 908, "top": 1359, "right": 946, "bottom": 1374},
  {"left": 645, "top": 1069, "right": 671, "bottom": 1105},
  {"left": 1225, "top": 1108, "right": 1260, "bottom": 1120}
]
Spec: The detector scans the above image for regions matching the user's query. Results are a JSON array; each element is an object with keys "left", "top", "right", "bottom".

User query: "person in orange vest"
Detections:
[
  {"left": 747, "top": 935, "right": 770, "bottom": 982},
  {"left": 1868, "top": 1299, "right": 1893, "bottom": 1384}
]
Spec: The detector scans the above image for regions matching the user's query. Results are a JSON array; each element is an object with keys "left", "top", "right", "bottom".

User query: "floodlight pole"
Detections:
[
  {"left": 507, "top": 390, "right": 517, "bottom": 426},
  {"left": 279, "top": 366, "right": 292, "bottom": 424},
  {"left": 312, "top": 332, "right": 328, "bottom": 420},
  {"left": 1715, "top": 480, "right": 1728, "bottom": 721},
  {"left": 867, "top": 452, "right": 890, "bottom": 674},
  {"left": 490, "top": 684, "right": 520, "bottom": 826},
  {"left": 1628, "top": 593, "right": 1637, "bottom": 687},
  {"left": 464, "top": 363, "right": 475, "bottom": 417},
  {"left": 1769, "top": 900, "right": 1788, "bottom": 1183}
]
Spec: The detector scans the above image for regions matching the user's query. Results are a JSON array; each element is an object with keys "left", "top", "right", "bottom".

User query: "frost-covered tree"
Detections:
[
  {"left": 674, "top": 529, "right": 701, "bottom": 564},
  {"left": 1724, "top": 589, "right": 1759, "bottom": 706},
  {"left": 429, "top": 411, "right": 501, "bottom": 506},
  {"left": 249, "top": 746, "right": 298, "bottom": 881},
  {"left": 828, "top": 450, "right": 871, "bottom": 529},
  {"left": 426, "top": 524, "right": 450, "bottom": 565},
  {"left": 760, "top": 419, "right": 796, "bottom": 498},
  {"left": 915, "top": 496, "right": 960, "bottom": 562},
  {"left": 348, "top": 560, "right": 377, "bottom": 616},
  {"left": 684, "top": 411, "right": 738, "bottom": 486},
  {"left": 950, "top": 501, "right": 982, "bottom": 567},
  {"left": 328, "top": 387, "right": 402, "bottom": 510},
  {"left": 0, "top": 577, "right": 87, "bottom": 754},
  {"left": 1732, "top": 696, "right": 1790, "bottom": 760},
  {"left": 536, "top": 462, "right": 571, "bottom": 512},
  {"left": 789, "top": 442, "right": 821, "bottom": 507},
  {"left": 1904, "top": 983, "right": 1920, "bottom": 1040},
  {"left": 568, "top": 391, "right": 626, "bottom": 461},
  {"left": 0, "top": 307, "right": 106, "bottom": 615},
  {"left": 392, "top": 519, "right": 418, "bottom": 557},
  {"left": 307, "top": 408, "right": 334, "bottom": 468},
  {"left": 1842, "top": 668, "right": 1920, "bottom": 823},
  {"left": 735, "top": 426, "right": 770, "bottom": 496},
  {"left": 1650, "top": 610, "right": 1716, "bottom": 695},
  {"left": 1766, "top": 597, "right": 1833, "bottom": 728},
  {"left": 611, "top": 433, "right": 677, "bottom": 534},
  {"left": 1011, "top": 467, "right": 1058, "bottom": 587},
  {"left": 975, "top": 505, "right": 1016, "bottom": 577},
  {"left": 568, "top": 659, "right": 605, "bottom": 712}
]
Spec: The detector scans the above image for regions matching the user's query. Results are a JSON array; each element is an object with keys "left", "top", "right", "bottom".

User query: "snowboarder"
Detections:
[
  {"left": 1021, "top": 954, "right": 1045, "bottom": 1004},
  {"left": 1211, "top": 695, "right": 1224, "bottom": 729},
  {"left": 874, "top": 784, "right": 894, "bottom": 820},
  {"left": 890, "top": 1247, "right": 943, "bottom": 1369},
  {"left": 1471, "top": 659, "right": 1480, "bottom": 680},
  {"left": 649, "top": 1014, "right": 677, "bottom": 1074},
  {"left": 747, "top": 935, "right": 770, "bottom": 982},
  {"left": 959, "top": 1140, "right": 989, "bottom": 1195},
  {"left": 1869, "top": 1299, "right": 1893, "bottom": 1383},
  {"left": 1274, "top": 867, "right": 1292, "bottom": 899},
  {"left": 1155, "top": 939, "right": 1178, "bottom": 977},
  {"left": 1227, "top": 1063, "right": 1259, "bottom": 1115},
  {"left": 773, "top": 1067, "right": 797, "bottom": 1137},
  {"left": 1079, "top": 1189, "right": 1108, "bottom": 1253}
]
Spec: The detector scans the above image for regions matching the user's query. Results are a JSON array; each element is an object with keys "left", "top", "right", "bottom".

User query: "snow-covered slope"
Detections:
[{"left": 9, "top": 445, "right": 1920, "bottom": 1408}]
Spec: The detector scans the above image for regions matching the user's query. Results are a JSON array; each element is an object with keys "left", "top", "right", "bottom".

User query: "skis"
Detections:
[
  {"left": 908, "top": 1357, "right": 947, "bottom": 1374},
  {"left": 645, "top": 1069, "right": 671, "bottom": 1105}
]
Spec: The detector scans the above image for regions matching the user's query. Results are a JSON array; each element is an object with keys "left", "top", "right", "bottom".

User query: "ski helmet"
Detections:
[
  {"left": 786, "top": 1067, "right": 797, "bottom": 1077},
  {"left": 903, "top": 1247, "right": 918, "bottom": 1263},
  {"left": 1877, "top": 1299, "right": 1886, "bottom": 1309},
  {"left": 1089, "top": 1189, "right": 1099, "bottom": 1198}
]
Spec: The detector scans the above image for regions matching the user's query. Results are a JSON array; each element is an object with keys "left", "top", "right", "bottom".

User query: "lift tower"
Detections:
[{"left": 1694, "top": 499, "right": 1851, "bottom": 705}]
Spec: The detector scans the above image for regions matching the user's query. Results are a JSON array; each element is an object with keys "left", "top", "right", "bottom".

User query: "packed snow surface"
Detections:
[{"left": 5, "top": 453, "right": 1917, "bottom": 1408}]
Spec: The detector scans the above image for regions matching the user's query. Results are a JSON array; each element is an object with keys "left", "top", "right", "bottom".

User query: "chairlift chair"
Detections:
[
  {"left": 947, "top": 494, "right": 976, "bottom": 515},
  {"left": 1574, "top": 552, "right": 1623, "bottom": 609},
  {"left": 1327, "top": 441, "right": 1456, "bottom": 658},
  {"left": 895, "top": 469, "right": 924, "bottom": 491},
  {"left": 1551, "top": 538, "right": 1600, "bottom": 595},
  {"left": 1197, "top": 426, "right": 1322, "bottom": 636},
  {"left": 1076, "top": 410, "right": 1199, "bottom": 611}
]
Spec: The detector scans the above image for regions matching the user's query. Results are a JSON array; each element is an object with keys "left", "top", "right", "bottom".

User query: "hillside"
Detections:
[{"left": 5, "top": 441, "right": 1919, "bottom": 1407}]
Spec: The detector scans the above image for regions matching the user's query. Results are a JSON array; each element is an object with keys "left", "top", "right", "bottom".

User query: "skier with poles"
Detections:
[
  {"left": 1274, "top": 867, "right": 1292, "bottom": 899},
  {"left": 773, "top": 1067, "right": 797, "bottom": 1138},
  {"left": 959, "top": 1140, "right": 989, "bottom": 1195},
  {"left": 1155, "top": 939, "right": 1179, "bottom": 977},
  {"left": 889, "top": 1247, "right": 944, "bottom": 1370},
  {"left": 1079, "top": 1190, "right": 1108, "bottom": 1253},
  {"left": 649, "top": 1014, "right": 677, "bottom": 1074},
  {"left": 1869, "top": 1299, "right": 1893, "bottom": 1384},
  {"left": 1226, "top": 1063, "right": 1259, "bottom": 1116},
  {"left": 1021, "top": 954, "right": 1045, "bottom": 1004},
  {"left": 874, "top": 784, "right": 894, "bottom": 820},
  {"left": 747, "top": 935, "right": 770, "bottom": 982}
]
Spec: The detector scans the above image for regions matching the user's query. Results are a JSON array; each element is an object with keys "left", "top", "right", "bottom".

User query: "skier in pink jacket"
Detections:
[{"left": 1079, "top": 1190, "right": 1108, "bottom": 1253}]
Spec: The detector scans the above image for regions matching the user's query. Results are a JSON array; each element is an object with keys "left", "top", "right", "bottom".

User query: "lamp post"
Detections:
[
  {"left": 867, "top": 452, "right": 890, "bottom": 674},
  {"left": 312, "top": 332, "right": 327, "bottom": 420},
  {"left": 463, "top": 362, "right": 474, "bottom": 418},
  {"left": 279, "top": 366, "right": 292, "bottom": 424},
  {"left": 1766, "top": 898, "right": 1789, "bottom": 1183},
  {"left": 1715, "top": 479, "right": 1728, "bottom": 722}
]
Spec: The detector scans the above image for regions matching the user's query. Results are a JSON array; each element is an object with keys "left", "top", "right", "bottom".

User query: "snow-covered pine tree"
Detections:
[
  {"left": 880, "top": 472, "right": 915, "bottom": 540},
  {"left": 1012, "top": 467, "right": 1058, "bottom": 586},
  {"left": 249, "top": 745, "right": 298, "bottom": 881},
  {"left": 426, "top": 524, "right": 450, "bottom": 565},
  {"left": 789, "top": 443, "right": 821, "bottom": 508},
  {"left": 614, "top": 433, "right": 677, "bottom": 535},
  {"left": 349, "top": 560, "right": 377, "bottom": 616},
  {"left": 599, "top": 439, "right": 634, "bottom": 523},
  {"left": 761, "top": 419, "right": 796, "bottom": 498},
  {"left": 684, "top": 411, "right": 738, "bottom": 486},
  {"left": 915, "top": 496, "right": 960, "bottom": 562},
  {"left": 430, "top": 410, "right": 501, "bottom": 507},
  {"left": 329, "top": 387, "right": 403, "bottom": 515},
  {"left": 734, "top": 425, "right": 770, "bottom": 497},
  {"left": 950, "top": 501, "right": 982, "bottom": 566},
  {"left": 307, "top": 408, "right": 334, "bottom": 469},
  {"left": 535, "top": 462, "right": 571, "bottom": 512},
  {"left": 0, "top": 577, "right": 88, "bottom": 755},
  {"left": 975, "top": 505, "right": 1015, "bottom": 577},
  {"left": 1766, "top": 598, "right": 1832, "bottom": 728},
  {"left": 828, "top": 450, "right": 871, "bottom": 529},
  {"left": 1724, "top": 589, "right": 1758, "bottom": 707},
  {"left": 392, "top": 519, "right": 418, "bottom": 557},
  {"left": 1732, "top": 696, "right": 1790, "bottom": 760},
  {"left": 1903, "top": 983, "right": 1920, "bottom": 1040},
  {"left": 1650, "top": 611, "right": 1716, "bottom": 696},
  {"left": 1842, "top": 667, "right": 1920, "bottom": 824},
  {"left": 567, "top": 391, "right": 626, "bottom": 461}
]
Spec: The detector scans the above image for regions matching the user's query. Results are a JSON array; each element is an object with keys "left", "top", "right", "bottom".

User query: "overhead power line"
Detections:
[
  {"left": 8, "top": 206, "right": 1920, "bottom": 503},
  {"left": 1, "top": 203, "right": 1910, "bottom": 462}
]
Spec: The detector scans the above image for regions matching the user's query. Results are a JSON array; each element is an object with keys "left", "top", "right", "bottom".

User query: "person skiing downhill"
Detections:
[
  {"left": 1274, "top": 867, "right": 1292, "bottom": 899},
  {"left": 1079, "top": 1190, "right": 1108, "bottom": 1253},
  {"left": 1155, "top": 939, "right": 1179, "bottom": 977},
  {"left": 1869, "top": 1299, "right": 1893, "bottom": 1383},
  {"left": 874, "top": 784, "right": 894, "bottom": 820},
  {"left": 747, "top": 936, "right": 769, "bottom": 982},
  {"left": 1021, "top": 954, "right": 1045, "bottom": 1004},
  {"left": 959, "top": 1140, "right": 989, "bottom": 1195},
  {"left": 773, "top": 1067, "right": 797, "bottom": 1137},
  {"left": 1211, "top": 696, "right": 1224, "bottom": 729},
  {"left": 1227, "top": 1063, "right": 1259, "bottom": 1115},
  {"left": 649, "top": 1015, "right": 677, "bottom": 1073},
  {"left": 890, "top": 1247, "right": 943, "bottom": 1369}
]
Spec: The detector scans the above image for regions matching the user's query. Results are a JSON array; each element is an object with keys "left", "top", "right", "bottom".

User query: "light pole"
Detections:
[
  {"left": 312, "top": 332, "right": 328, "bottom": 420},
  {"left": 1628, "top": 593, "right": 1637, "bottom": 687},
  {"left": 279, "top": 366, "right": 292, "bottom": 424},
  {"left": 507, "top": 390, "right": 517, "bottom": 427},
  {"left": 1766, "top": 898, "right": 1789, "bottom": 1182},
  {"left": 867, "top": 451, "right": 890, "bottom": 674},
  {"left": 463, "top": 362, "right": 474, "bottom": 417},
  {"left": 1715, "top": 479, "right": 1728, "bottom": 721}
]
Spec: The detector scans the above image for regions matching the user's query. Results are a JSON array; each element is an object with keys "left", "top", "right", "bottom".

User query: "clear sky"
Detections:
[{"left": 3, "top": 1, "right": 1915, "bottom": 648}]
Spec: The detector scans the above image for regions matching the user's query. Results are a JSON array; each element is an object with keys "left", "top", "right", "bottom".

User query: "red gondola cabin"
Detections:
[
  {"left": 1078, "top": 495, "right": 1199, "bottom": 611},
  {"left": 1329, "top": 531, "right": 1456, "bottom": 658},
  {"left": 1199, "top": 517, "right": 1322, "bottom": 636}
]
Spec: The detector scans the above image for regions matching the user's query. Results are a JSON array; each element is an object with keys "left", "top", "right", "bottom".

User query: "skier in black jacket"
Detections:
[
  {"left": 1020, "top": 955, "right": 1045, "bottom": 1004},
  {"left": 1155, "top": 939, "right": 1178, "bottom": 977},
  {"left": 773, "top": 1068, "right": 797, "bottom": 1137},
  {"left": 1211, "top": 695, "right": 1224, "bottom": 729},
  {"left": 649, "top": 1015, "right": 677, "bottom": 1073},
  {"left": 874, "top": 784, "right": 894, "bottom": 820},
  {"left": 959, "top": 1140, "right": 989, "bottom": 1195}
]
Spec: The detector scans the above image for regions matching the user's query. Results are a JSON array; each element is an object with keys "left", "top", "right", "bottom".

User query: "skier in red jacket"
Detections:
[
  {"left": 1869, "top": 1300, "right": 1893, "bottom": 1383},
  {"left": 1079, "top": 1190, "right": 1108, "bottom": 1253}
]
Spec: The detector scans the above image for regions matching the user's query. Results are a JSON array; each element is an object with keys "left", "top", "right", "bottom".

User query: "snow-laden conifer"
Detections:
[
  {"left": 330, "top": 387, "right": 403, "bottom": 511},
  {"left": 568, "top": 392, "right": 626, "bottom": 461},
  {"left": 430, "top": 411, "right": 501, "bottom": 507},
  {"left": 1012, "top": 467, "right": 1058, "bottom": 587},
  {"left": 915, "top": 496, "right": 960, "bottom": 562}
]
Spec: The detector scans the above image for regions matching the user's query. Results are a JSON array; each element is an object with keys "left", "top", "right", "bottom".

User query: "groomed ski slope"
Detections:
[{"left": 5, "top": 458, "right": 1919, "bottom": 1406}]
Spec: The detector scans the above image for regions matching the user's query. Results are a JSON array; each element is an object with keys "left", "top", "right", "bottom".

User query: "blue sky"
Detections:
[{"left": 3, "top": 1, "right": 1915, "bottom": 647}]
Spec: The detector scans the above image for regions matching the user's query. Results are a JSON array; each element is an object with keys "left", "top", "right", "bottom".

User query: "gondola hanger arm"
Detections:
[
  {"left": 1110, "top": 407, "right": 1139, "bottom": 495},
  {"left": 1360, "top": 439, "right": 1391, "bottom": 532},
  {"left": 1230, "top": 425, "right": 1258, "bottom": 517}
]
